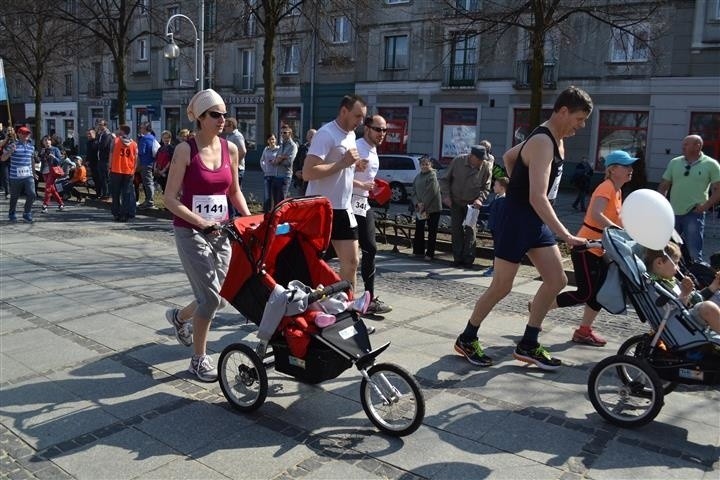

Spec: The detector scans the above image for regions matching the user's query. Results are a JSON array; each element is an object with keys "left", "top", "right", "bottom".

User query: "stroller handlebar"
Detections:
[
  {"left": 308, "top": 281, "right": 352, "bottom": 304},
  {"left": 575, "top": 240, "right": 603, "bottom": 251}
]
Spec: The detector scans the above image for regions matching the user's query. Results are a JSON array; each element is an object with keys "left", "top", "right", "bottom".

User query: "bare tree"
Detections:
[
  {"left": 49, "top": 0, "right": 164, "bottom": 124},
  {"left": 213, "top": 0, "right": 361, "bottom": 137},
  {"left": 0, "top": 1, "right": 75, "bottom": 144},
  {"left": 440, "top": 0, "right": 667, "bottom": 129}
]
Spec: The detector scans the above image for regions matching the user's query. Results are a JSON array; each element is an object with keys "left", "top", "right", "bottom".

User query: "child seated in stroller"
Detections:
[{"left": 645, "top": 242, "right": 720, "bottom": 335}]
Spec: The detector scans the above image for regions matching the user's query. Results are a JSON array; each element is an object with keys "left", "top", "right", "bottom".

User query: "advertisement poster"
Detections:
[{"left": 441, "top": 124, "right": 476, "bottom": 158}]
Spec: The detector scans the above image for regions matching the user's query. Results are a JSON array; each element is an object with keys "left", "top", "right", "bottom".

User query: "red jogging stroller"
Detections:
[{"left": 218, "top": 196, "right": 424, "bottom": 436}]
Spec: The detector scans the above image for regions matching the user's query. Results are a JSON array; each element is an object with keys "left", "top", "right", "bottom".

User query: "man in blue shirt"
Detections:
[
  {"left": 137, "top": 122, "right": 157, "bottom": 209},
  {"left": 0, "top": 126, "right": 36, "bottom": 222}
]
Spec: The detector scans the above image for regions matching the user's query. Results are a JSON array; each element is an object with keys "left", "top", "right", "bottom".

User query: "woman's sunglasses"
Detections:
[{"left": 206, "top": 111, "right": 228, "bottom": 119}]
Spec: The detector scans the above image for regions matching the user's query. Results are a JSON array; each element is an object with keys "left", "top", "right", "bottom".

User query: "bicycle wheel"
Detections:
[
  {"left": 588, "top": 354, "right": 664, "bottom": 428},
  {"left": 617, "top": 334, "right": 677, "bottom": 394},
  {"left": 360, "top": 363, "right": 425, "bottom": 436},
  {"left": 218, "top": 343, "right": 268, "bottom": 412}
]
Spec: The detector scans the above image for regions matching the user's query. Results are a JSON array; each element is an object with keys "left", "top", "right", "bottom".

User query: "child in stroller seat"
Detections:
[{"left": 645, "top": 242, "right": 720, "bottom": 336}]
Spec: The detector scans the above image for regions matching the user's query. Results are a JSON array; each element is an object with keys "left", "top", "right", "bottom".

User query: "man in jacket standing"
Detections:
[
  {"left": 96, "top": 120, "right": 114, "bottom": 201},
  {"left": 439, "top": 145, "right": 493, "bottom": 268}
]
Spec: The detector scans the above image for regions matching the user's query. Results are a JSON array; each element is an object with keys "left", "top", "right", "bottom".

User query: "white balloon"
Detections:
[{"left": 621, "top": 189, "right": 675, "bottom": 250}]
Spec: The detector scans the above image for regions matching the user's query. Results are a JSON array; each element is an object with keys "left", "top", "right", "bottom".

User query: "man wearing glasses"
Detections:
[
  {"left": 352, "top": 115, "right": 393, "bottom": 316},
  {"left": 273, "top": 126, "right": 298, "bottom": 205},
  {"left": 658, "top": 134, "right": 720, "bottom": 263}
]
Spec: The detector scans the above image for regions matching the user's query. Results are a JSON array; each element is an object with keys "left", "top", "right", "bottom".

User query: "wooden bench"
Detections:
[{"left": 374, "top": 208, "right": 492, "bottom": 253}]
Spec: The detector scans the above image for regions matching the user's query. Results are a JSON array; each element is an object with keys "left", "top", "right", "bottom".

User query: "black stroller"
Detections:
[
  {"left": 587, "top": 227, "right": 720, "bottom": 427},
  {"left": 217, "top": 196, "right": 425, "bottom": 436}
]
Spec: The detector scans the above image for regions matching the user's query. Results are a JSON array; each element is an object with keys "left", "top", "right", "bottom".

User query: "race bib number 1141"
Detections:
[{"left": 192, "top": 195, "right": 228, "bottom": 222}]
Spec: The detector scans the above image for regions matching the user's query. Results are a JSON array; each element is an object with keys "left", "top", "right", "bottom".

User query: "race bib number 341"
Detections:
[{"left": 193, "top": 195, "right": 228, "bottom": 222}]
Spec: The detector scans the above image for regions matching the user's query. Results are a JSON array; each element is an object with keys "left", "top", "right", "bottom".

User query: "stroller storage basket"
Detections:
[{"left": 272, "top": 336, "right": 353, "bottom": 384}]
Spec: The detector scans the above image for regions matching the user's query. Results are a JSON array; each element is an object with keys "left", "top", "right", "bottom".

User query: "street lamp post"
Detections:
[{"left": 163, "top": 8, "right": 204, "bottom": 91}]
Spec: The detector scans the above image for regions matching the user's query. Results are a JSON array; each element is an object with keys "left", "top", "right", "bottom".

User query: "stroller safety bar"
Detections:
[{"left": 308, "top": 281, "right": 352, "bottom": 304}]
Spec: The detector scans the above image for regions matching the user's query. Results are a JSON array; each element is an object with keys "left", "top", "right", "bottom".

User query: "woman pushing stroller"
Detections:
[{"left": 164, "top": 89, "right": 251, "bottom": 382}]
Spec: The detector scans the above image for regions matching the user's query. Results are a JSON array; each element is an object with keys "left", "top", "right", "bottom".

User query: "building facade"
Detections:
[{"left": 2, "top": 0, "right": 718, "bottom": 180}]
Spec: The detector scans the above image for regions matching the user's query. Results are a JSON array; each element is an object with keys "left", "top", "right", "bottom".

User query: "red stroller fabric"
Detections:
[{"left": 220, "top": 197, "right": 345, "bottom": 355}]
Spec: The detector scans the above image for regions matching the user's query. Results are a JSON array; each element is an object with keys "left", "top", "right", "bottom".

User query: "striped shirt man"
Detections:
[{"left": 7, "top": 139, "right": 35, "bottom": 179}]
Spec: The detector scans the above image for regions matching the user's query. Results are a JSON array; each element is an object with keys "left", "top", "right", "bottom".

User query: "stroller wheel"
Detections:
[
  {"left": 360, "top": 363, "right": 425, "bottom": 436},
  {"left": 617, "top": 334, "right": 678, "bottom": 394},
  {"left": 588, "top": 354, "right": 664, "bottom": 428},
  {"left": 218, "top": 343, "right": 268, "bottom": 412}
]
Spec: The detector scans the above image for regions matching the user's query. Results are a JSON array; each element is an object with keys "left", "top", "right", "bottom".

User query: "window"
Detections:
[
  {"left": 512, "top": 108, "right": 553, "bottom": 145},
  {"left": 610, "top": 25, "right": 649, "bottom": 63},
  {"left": 690, "top": 112, "right": 720, "bottom": 159},
  {"left": 384, "top": 35, "right": 408, "bottom": 70},
  {"left": 139, "top": 0, "right": 149, "bottom": 15},
  {"left": 205, "top": 0, "right": 217, "bottom": 34},
  {"left": 385, "top": 0, "right": 409, "bottom": 4},
  {"left": 92, "top": 61, "right": 102, "bottom": 96},
  {"left": 241, "top": 2, "right": 257, "bottom": 37},
  {"left": 332, "top": 16, "right": 350, "bottom": 44},
  {"left": 440, "top": 108, "right": 478, "bottom": 162},
  {"left": 168, "top": 6, "right": 179, "bottom": 32},
  {"left": 236, "top": 106, "right": 257, "bottom": 146},
  {"left": 45, "top": 79, "right": 54, "bottom": 97},
  {"left": 204, "top": 51, "right": 215, "bottom": 88},
  {"left": 446, "top": 32, "right": 477, "bottom": 86},
  {"left": 64, "top": 73, "right": 72, "bottom": 96},
  {"left": 377, "top": 107, "right": 409, "bottom": 154},
  {"left": 138, "top": 38, "right": 148, "bottom": 61},
  {"left": 166, "top": 58, "right": 178, "bottom": 80},
  {"left": 597, "top": 110, "right": 648, "bottom": 170},
  {"left": 284, "top": 0, "right": 300, "bottom": 16},
  {"left": 239, "top": 49, "right": 254, "bottom": 91},
  {"left": 282, "top": 44, "right": 300, "bottom": 74},
  {"left": 278, "top": 107, "right": 301, "bottom": 139},
  {"left": 455, "top": 0, "right": 479, "bottom": 11}
]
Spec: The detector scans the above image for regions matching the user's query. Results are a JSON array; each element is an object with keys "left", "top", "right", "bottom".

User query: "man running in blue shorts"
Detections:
[{"left": 454, "top": 86, "right": 593, "bottom": 370}]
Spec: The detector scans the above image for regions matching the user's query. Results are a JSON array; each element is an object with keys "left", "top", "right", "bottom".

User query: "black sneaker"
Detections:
[
  {"left": 513, "top": 344, "right": 561, "bottom": 371},
  {"left": 366, "top": 297, "right": 392, "bottom": 315},
  {"left": 454, "top": 336, "right": 493, "bottom": 366}
]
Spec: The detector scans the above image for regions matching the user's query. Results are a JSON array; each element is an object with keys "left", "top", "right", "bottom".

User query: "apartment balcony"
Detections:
[
  {"left": 442, "top": 63, "right": 477, "bottom": 88},
  {"left": 514, "top": 60, "right": 557, "bottom": 89},
  {"left": 233, "top": 72, "right": 255, "bottom": 92}
]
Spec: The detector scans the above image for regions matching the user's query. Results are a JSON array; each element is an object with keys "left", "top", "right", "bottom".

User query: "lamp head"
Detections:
[{"left": 163, "top": 33, "right": 180, "bottom": 59}]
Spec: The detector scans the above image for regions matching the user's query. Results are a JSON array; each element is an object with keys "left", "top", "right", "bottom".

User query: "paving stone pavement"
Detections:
[{"left": 1, "top": 192, "right": 718, "bottom": 480}]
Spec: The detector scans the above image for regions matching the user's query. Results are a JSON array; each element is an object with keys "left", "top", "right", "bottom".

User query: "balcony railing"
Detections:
[
  {"left": 233, "top": 72, "right": 255, "bottom": 92},
  {"left": 514, "top": 60, "right": 557, "bottom": 89},
  {"left": 442, "top": 63, "right": 477, "bottom": 88}
]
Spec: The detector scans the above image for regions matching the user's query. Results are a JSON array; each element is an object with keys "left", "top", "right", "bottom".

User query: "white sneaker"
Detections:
[
  {"left": 165, "top": 308, "right": 192, "bottom": 346},
  {"left": 188, "top": 354, "right": 218, "bottom": 382}
]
